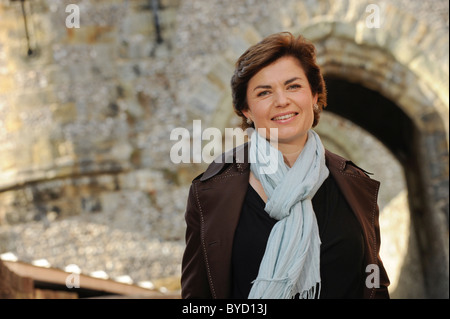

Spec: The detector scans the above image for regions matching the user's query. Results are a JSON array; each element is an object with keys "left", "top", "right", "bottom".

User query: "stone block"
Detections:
[
  {"left": 0, "top": 74, "right": 14, "bottom": 94},
  {"left": 332, "top": 21, "right": 356, "bottom": 40},
  {"left": 4, "top": 112, "right": 22, "bottom": 132},
  {"left": 51, "top": 102, "right": 77, "bottom": 125},
  {"left": 300, "top": 18, "right": 334, "bottom": 41},
  {"left": 32, "top": 137, "right": 54, "bottom": 167}
]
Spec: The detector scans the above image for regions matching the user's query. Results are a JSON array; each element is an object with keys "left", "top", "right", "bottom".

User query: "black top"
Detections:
[{"left": 231, "top": 174, "right": 365, "bottom": 299}]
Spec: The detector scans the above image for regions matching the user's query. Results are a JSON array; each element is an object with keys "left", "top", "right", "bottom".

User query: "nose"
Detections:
[{"left": 274, "top": 90, "right": 289, "bottom": 107}]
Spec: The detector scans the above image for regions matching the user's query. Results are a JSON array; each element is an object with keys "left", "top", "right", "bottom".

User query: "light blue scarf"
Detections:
[{"left": 248, "top": 129, "right": 329, "bottom": 299}]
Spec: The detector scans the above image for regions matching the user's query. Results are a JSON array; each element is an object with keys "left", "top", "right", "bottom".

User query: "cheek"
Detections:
[
  {"left": 247, "top": 101, "right": 266, "bottom": 119},
  {"left": 306, "top": 104, "right": 314, "bottom": 115},
  {"left": 299, "top": 96, "right": 314, "bottom": 113}
]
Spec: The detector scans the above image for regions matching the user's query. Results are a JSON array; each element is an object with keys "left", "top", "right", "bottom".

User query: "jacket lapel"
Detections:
[
  {"left": 325, "top": 150, "right": 380, "bottom": 257},
  {"left": 325, "top": 150, "right": 381, "bottom": 298}
]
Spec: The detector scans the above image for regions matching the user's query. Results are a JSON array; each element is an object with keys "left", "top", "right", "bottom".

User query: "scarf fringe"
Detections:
[
  {"left": 250, "top": 278, "right": 321, "bottom": 299},
  {"left": 290, "top": 282, "right": 321, "bottom": 299}
]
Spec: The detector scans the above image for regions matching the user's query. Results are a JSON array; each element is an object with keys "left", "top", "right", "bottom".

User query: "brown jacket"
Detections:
[{"left": 181, "top": 143, "right": 390, "bottom": 299}]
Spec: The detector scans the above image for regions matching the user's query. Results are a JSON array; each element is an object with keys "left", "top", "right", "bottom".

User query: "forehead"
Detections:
[{"left": 249, "top": 56, "right": 307, "bottom": 86}]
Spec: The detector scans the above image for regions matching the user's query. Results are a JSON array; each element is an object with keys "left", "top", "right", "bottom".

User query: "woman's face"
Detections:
[{"left": 243, "top": 56, "right": 317, "bottom": 151}]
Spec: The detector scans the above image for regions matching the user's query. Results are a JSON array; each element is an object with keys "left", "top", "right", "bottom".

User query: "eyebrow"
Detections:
[{"left": 253, "top": 77, "right": 302, "bottom": 91}]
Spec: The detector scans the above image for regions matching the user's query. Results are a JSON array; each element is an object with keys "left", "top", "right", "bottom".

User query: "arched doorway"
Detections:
[
  {"left": 320, "top": 77, "right": 424, "bottom": 298},
  {"left": 314, "top": 34, "right": 449, "bottom": 298}
]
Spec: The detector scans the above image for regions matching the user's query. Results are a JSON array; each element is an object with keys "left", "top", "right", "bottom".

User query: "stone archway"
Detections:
[{"left": 306, "top": 29, "right": 449, "bottom": 299}]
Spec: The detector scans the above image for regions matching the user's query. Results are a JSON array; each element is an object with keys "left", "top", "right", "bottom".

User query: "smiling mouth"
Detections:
[{"left": 271, "top": 112, "right": 298, "bottom": 121}]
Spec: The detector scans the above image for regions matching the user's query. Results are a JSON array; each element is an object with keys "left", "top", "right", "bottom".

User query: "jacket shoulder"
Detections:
[
  {"left": 325, "top": 149, "right": 374, "bottom": 178},
  {"left": 192, "top": 142, "right": 249, "bottom": 183}
]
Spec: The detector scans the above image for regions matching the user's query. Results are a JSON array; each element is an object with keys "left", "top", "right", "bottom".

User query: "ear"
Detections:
[
  {"left": 313, "top": 93, "right": 318, "bottom": 105},
  {"left": 242, "top": 109, "right": 252, "bottom": 120}
]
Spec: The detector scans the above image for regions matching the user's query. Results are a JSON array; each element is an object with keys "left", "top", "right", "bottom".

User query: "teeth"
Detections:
[{"left": 272, "top": 113, "right": 296, "bottom": 121}]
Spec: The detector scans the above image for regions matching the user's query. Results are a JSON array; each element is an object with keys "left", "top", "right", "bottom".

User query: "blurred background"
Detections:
[{"left": 0, "top": 0, "right": 448, "bottom": 299}]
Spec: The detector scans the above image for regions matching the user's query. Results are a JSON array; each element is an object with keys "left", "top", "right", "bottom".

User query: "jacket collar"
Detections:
[{"left": 200, "top": 142, "right": 249, "bottom": 181}]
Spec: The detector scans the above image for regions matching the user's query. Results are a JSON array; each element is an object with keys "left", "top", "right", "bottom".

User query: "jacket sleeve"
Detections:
[
  {"left": 373, "top": 203, "right": 391, "bottom": 299},
  {"left": 181, "top": 182, "right": 212, "bottom": 298},
  {"left": 347, "top": 163, "right": 390, "bottom": 299}
]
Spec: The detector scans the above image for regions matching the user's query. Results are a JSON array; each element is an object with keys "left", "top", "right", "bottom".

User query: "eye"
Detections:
[
  {"left": 257, "top": 90, "right": 270, "bottom": 97},
  {"left": 287, "top": 84, "right": 301, "bottom": 90}
]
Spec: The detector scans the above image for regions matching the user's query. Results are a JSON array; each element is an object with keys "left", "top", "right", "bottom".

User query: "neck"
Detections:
[
  {"left": 277, "top": 136, "right": 308, "bottom": 167},
  {"left": 280, "top": 147, "right": 303, "bottom": 167},
  {"left": 277, "top": 139, "right": 307, "bottom": 167}
]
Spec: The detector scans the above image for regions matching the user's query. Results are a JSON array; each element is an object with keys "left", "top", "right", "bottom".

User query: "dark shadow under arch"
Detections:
[
  {"left": 324, "top": 76, "right": 447, "bottom": 298},
  {"left": 324, "top": 77, "right": 417, "bottom": 164}
]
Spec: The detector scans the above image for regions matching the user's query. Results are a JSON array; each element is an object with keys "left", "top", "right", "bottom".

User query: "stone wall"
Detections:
[
  {"left": 0, "top": 0, "right": 448, "bottom": 298},
  {"left": 0, "top": 0, "right": 188, "bottom": 288}
]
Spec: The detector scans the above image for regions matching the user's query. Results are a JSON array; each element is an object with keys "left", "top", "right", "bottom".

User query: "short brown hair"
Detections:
[{"left": 231, "top": 32, "right": 327, "bottom": 129}]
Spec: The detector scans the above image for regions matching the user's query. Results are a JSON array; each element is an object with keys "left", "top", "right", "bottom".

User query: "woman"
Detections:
[{"left": 181, "top": 32, "right": 389, "bottom": 299}]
